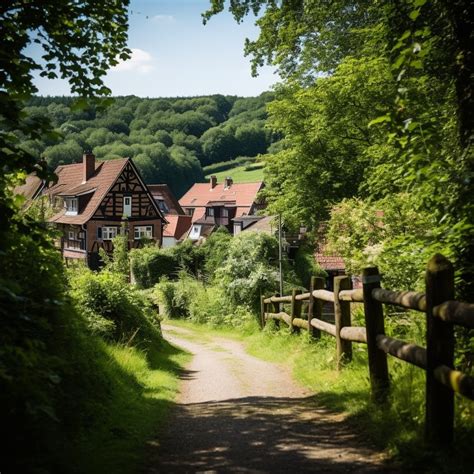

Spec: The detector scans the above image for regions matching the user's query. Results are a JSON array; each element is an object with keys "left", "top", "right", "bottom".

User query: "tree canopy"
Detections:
[{"left": 206, "top": 0, "right": 473, "bottom": 294}]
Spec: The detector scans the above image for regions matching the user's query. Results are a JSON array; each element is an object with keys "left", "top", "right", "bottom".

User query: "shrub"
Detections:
[
  {"left": 154, "top": 273, "right": 254, "bottom": 328},
  {"left": 155, "top": 276, "right": 193, "bottom": 319},
  {"left": 215, "top": 232, "right": 280, "bottom": 312},
  {"left": 69, "top": 267, "right": 160, "bottom": 344},
  {"left": 294, "top": 242, "right": 328, "bottom": 289},
  {"left": 200, "top": 226, "right": 232, "bottom": 278},
  {"left": 130, "top": 246, "right": 180, "bottom": 288}
]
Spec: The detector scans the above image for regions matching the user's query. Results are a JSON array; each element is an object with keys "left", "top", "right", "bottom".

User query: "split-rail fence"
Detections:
[{"left": 260, "top": 254, "right": 474, "bottom": 445}]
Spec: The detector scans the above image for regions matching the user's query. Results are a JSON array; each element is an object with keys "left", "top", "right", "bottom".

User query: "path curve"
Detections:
[{"left": 146, "top": 324, "right": 392, "bottom": 473}]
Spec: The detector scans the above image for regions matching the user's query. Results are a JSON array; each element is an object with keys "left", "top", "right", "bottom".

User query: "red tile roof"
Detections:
[
  {"left": 163, "top": 214, "right": 192, "bottom": 240},
  {"left": 147, "top": 184, "right": 184, "bottom": 215},
  {"left": 47, "top": 158, "right": 129, "bottom": 225},
  {"left": 179, "top": 181, "right": 263, "bottom": 209}
]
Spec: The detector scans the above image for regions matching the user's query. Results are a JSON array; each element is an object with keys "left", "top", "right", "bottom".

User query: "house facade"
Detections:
[
  {"left": 45, "top": 153, "right": 166, "bottom": 268},
  {"left": 179, "top": 176, "right": 265, "bottom": 240}
]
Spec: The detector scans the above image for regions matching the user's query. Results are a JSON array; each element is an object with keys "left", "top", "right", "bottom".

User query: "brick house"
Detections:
[
  {"left": 179, "top": 175, "right": 265, "bottom": 240},
  {"left": 44, "top": 153, "right": 166, "bottom": 268}
]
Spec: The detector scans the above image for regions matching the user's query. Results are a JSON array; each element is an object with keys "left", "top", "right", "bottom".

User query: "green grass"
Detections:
[
  {"left": 71, "top": 338, "right": 190, "bottom": 474},
  {"left": 205, "top": 162, "right": 264, "bottom": 183},
  {"left": 164, "top": 318, "right": 474, "bottom": 473}
]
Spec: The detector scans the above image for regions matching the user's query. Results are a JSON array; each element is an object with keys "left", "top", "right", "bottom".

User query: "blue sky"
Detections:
[{"left": 30, "top": 0, "right": 278, "bottom": 98}]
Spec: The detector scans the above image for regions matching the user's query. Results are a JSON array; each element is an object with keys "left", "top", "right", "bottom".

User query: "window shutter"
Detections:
[{"left": 97, "top": 227, "right": 102, "bottom": 239}]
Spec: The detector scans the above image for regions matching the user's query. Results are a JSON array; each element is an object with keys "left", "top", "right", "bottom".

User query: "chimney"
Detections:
[
  {"left": 210, "top": 175, "right": 217, "bottom": 189},
  {"left": 224, "top": 177, "right": 233, "bottom": 189},
  {"left": 83, "top": 151, "right": 95, "bottom": 182}
]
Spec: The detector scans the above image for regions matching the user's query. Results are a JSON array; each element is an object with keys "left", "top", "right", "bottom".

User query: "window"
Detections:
[
  {"left": 68, "top": 230, "right": 75, "bottom": 240},
  {"left": 123, "top": 196, "right": 132, "bottom": 217},
  {"left": 207, "top": 207, "right": 214, "bottom": 217},
  {"left": 102, "top": 226, "right": 118, "bottom": 240},
  {"left": 156, "top": 199, "right": 169, "bottom": 213},
  {"left": 65, "top": 197, "right": 78, "bottom": 215},
  {"left": 233, "top": 223, "right": 242, "bottom": 235},
  {"left": 222, "top": 208, "right": 229, "bottom": 217},
  {"left": 186, "top": 208, "right": 194, "bottom": 216},
  {"left": 134, "top": 226, "right": 153, "bottom": 240},
  {"left": 189, "top": 225, "right": 201, "bottom": 240}
]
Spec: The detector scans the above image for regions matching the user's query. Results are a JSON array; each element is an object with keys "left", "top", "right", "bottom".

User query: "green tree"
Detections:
[{"left": 0, "top": 2, "right": 131, "bottom": 471}]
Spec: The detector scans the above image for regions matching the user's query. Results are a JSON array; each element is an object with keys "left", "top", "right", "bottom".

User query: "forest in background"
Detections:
[{"left": 25, "top": 93, "right": 276, "bottom": 197}]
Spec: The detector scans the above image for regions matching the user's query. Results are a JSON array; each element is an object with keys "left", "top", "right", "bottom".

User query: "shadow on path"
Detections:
[{"left": 146, "top": 395, "right": 394, "bottom": 473}]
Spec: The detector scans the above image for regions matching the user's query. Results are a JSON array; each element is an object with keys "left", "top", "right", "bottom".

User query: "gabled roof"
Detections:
[
  {"left": 163, "top": 214, "right": 192, "bottom": 240},
  {"left": 236, "top": 215, "right": 277, "bottom": 234},
  {"left": 47, "top": 158, "right": 140, "bottom": 225},
  {"left": 147, "top": 184, "right": 184, "bottom": 215},
  {"left": 179, "top": 181, "right": 264, "bottom": 209},
  {"left": 14, "top": 174, "right": 45, "bottom": 203}
]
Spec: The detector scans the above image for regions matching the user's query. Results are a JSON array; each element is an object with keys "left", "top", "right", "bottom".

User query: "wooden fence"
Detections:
[{"left": 260, "top": 254, "right": 474, "bottom": 445}]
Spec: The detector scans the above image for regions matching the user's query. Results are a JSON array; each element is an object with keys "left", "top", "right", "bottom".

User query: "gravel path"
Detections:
[{"left": 146, "top": 324, "right": 392, "bottom": 473}]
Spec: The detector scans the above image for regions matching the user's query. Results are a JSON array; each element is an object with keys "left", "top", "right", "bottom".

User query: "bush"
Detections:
[
  {"left": 130, "top": 246, "right": 180, "bottom": 288},
  {"left": 200, "top": 226, "right": 232, "bottom": 278},
  {"left": 215, "top": 232, "right": 280, "bottom": 312},
  {"left": 69, "top": 267, "right": 160, "bottom": 344},
  {"left": 154, "top": 273, "right": 254, "bottom": 328},
  {"left": 155, "top": 276, "right": 192, "bottom": 319},
  {"left": 294, "top": 242, "right": 328, "bottom": 289}
]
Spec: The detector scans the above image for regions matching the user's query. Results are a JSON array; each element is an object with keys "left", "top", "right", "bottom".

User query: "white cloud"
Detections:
[
  {"left": 151, "top": 14, "right": 175, "bottom": 23},
  {"left": 112, "top": 48, "right": 154, "bottom": 74}
]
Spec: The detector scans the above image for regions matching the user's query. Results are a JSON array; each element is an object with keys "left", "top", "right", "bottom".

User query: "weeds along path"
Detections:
[{"left": 145, "top": 324, "right": 392, "bottom": 473}]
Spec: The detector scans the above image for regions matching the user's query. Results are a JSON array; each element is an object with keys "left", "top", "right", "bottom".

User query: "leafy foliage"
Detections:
[
  {"left": 24, "top": 93, "right": 277, "bottom": 197},
  {"left": 69, "top": 266, "right": 159, "bottom": 343}
]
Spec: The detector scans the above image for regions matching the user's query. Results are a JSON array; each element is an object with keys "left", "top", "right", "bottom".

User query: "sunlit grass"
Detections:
[
  {"left": 71, "top": 339, "right": 190, "bottom": 474},
  {"left": 205, "top": 162, "right": 264, "bottom": 183}
]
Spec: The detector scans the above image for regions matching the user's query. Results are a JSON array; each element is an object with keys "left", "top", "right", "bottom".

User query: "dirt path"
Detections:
[{"left": 146, "top": 324, "right": 393, "bottom": 473}]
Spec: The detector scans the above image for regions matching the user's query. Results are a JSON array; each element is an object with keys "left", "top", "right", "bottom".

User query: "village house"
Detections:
[
  {"left": 179, "top": 175, "right": 265, "bottom": 240},
  {"left": 41, "top": 153, "right": 166, "bottom": 268},
  {"left": 147, "top": 184, "right": 193, "bottom": 248}
]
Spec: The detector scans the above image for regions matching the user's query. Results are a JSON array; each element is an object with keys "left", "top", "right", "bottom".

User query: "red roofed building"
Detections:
[
  {"left": 179, "top": 176, "right": 265, "bottom": 240},
  {"left": 147, "top": 184, "right": 184, "bottom": 215},
  {"left": 44, "top": 153, "right": 166, "bottom": 268},
  {"left": 162, "top": 214, "right": 193, "bottom": 248}
]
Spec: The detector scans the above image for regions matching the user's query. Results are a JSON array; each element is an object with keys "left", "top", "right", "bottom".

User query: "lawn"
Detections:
[{"left": 205, "top": 162, "right": 264, "bottom": 183}]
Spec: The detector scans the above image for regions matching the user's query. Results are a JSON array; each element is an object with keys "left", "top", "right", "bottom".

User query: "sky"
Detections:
[{"left": 30, "top": 0, "right": 279, "bottom": 98}]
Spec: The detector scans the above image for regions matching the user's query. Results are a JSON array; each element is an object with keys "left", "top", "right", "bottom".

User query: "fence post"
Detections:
[
  {"left": 308, "top": 276, "right": 324, "bottom": 339},
  {"left": 425, "top": 254, "right": 455, "bottom": 445},
  {"left": 290, "top": 289, "right": 302, "bottom": 332},
  {"left": 334, "top": 275, "right": 352, "bottom": 368},
  {"left": 260, "top": 295, "right": 266, "bottom": 329},
  {"left": 362, "top": 267, "right": 389, "bottom": 403},
  {"left": 272, "top": 293, "right": 280, "bottom": 329}
]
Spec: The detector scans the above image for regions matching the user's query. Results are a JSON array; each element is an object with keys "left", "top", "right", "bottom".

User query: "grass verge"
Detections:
[
  {"left": 70, "top": 337, "right": 190, "bottom": 474},
  {"left": 163, "top": 318, "right": 473, "bottom": 474}
]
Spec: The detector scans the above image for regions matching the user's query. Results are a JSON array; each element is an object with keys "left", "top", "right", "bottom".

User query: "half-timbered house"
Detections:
[{"left": 46, "top": 152, "right": 166, "bottom": 268}]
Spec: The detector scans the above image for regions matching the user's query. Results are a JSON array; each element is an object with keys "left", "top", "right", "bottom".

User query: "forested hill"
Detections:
[{"left": 26, "top": 93, "right": 276, "bottom": 197}]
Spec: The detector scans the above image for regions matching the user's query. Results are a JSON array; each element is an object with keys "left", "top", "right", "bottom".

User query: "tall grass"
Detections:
[{"left": 69, "top": 339, "right": 189, "bottom": 474}]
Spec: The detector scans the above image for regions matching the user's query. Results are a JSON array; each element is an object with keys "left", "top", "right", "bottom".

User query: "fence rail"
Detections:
[{"left": 260, "top": 254, "right": 474, "bottom": 446}]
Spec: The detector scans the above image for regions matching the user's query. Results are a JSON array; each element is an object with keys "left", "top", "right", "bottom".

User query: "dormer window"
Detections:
[
  {"left": 65, "top": 197, "right": 78, "bottom": 215},
  {"left": 207, "top": 207, "right": 215, "bottom": 217}
]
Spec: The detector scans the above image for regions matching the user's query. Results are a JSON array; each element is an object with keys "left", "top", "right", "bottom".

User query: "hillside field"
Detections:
[{"left": 205, "top": 162, "right": 264, "bottom": 183}]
